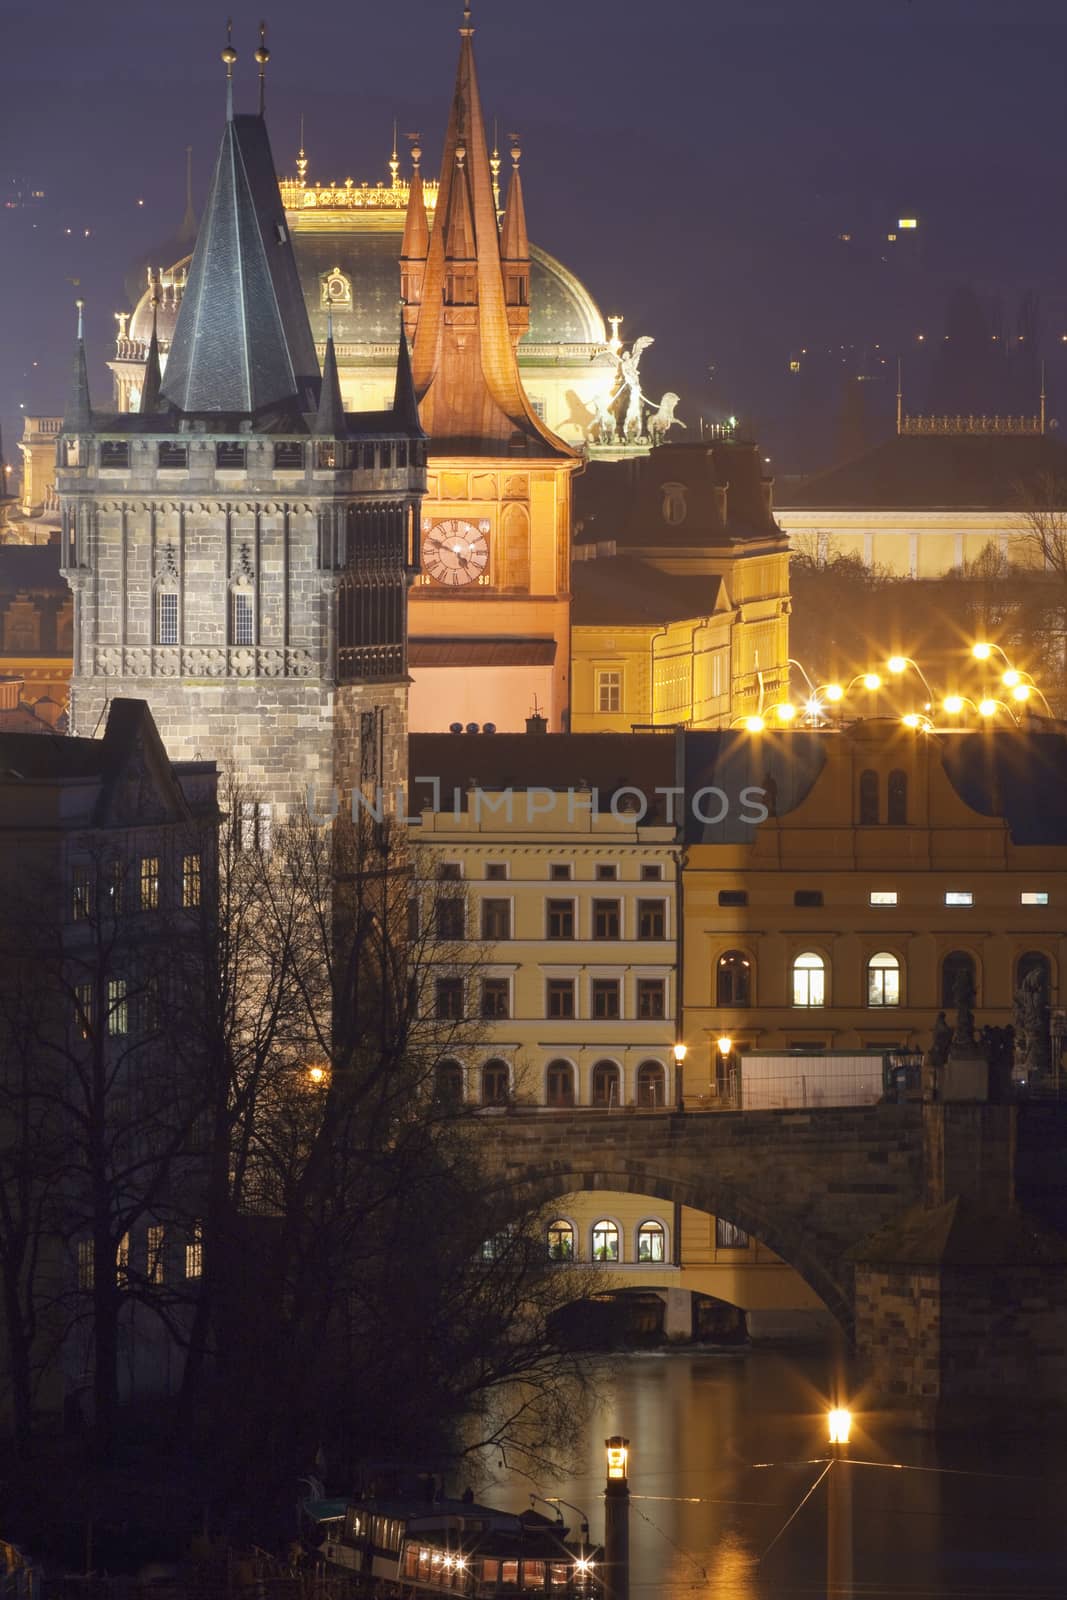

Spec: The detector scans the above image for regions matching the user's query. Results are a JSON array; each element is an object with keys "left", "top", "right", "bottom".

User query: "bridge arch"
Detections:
[{"left": 483, "top": 1160, "right": 851, "bottom": 1332}]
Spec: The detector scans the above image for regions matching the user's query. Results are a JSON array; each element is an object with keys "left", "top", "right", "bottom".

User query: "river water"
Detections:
[{"left": 489, "top": 1347, "right": 1067, "bottom": 1600}]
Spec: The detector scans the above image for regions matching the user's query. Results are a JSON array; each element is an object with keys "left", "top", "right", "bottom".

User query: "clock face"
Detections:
[{"left": 421, "top": 518, "right": 490, "bottom": 587}]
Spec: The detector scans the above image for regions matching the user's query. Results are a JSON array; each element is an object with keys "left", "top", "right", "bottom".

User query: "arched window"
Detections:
[
  {"left": 547, "top": 1220, "right": 575, "bottom": 1261},
  {"left": 941, "top": 950, "right": 976, "bottom": 1009},
  {"left": 154, "top": 585, "right": 179, "bottom": 646},
  {"left": 636, "top": 1060, "right": 666, "bottom": 1107},
  {"left": 867, "top": 951, "right": 901, "bottom": 1007},
  {"left": 717, "top": 949, "right": 752, "bottom": 1007},
  {"left": 434, "top": 1058, "right": 463, "bottom": 1103},
  {"left": 592, "top": 1060, "right": 621, "bottom": 1108},
  {"left": 859, "top": 769, "right": 880, "bottom": 826},
  {"left": 481, "top": 1059, "right": 509, "bottom": 1105},
  {"left": 546, "top": 1059, "right": 575, "bottom": 1107},
  {"left": 792, "top": 952, "right": 826, "bottom": 1007},
  {"left": 592, "top": 1220, "right": 620, "bottom": 1262},
  {"left": 888, "top": 769, "right": 908, "bottom": 826},
  {"left": 637, "top": 1220, "right": 666, "bottom": 1262},
  {"left": 1016, "top": 950, "right": 1051, "bottom": 993}
]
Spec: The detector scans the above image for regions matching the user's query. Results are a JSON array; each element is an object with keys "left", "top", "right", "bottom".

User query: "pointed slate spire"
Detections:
[
  {"left": 140, "top": 289, "right": 164, "bottom": 414},
  {"left": 391, "top": 311, "right": 423, "bottom": 434},
  {"left": 64, "top": 300, "right": 93, "bottom": 431},
  {"left": 160, "top": 30, "right": 319, "bottom": 416},
  {"left": 312, "top": 311, "right": 347, "bottom": 437}
]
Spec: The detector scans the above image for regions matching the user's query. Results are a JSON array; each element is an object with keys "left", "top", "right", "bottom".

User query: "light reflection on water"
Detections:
[{"left": 484, "top": 1347, "right": 1067, "bottom": 1599}]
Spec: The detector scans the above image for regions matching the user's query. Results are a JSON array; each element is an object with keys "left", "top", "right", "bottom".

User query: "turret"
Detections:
[
  {"left": 500, "top": 138, "right": 530, "bottom": 345},
  {"left": 443, "top": 143, "right": 477, "bottom": 307},
  {"left": 139, "top": 287, "right": 164, "bottom": 415},
  {"left": 312, "top": 311, "right": 347, "bottom": 438},
  {"left": 63, "top": 299, "right": 93, "bottom": 434},
  {"left": 400, "top": 136, "right": 430, "bottom": 342}
]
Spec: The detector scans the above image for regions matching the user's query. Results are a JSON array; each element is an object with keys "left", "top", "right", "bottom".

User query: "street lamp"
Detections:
[
  {"left": 604, "top": 1437, "right": 631, "bottom": 1600},
  {"left": 828, "top": 1408, "right": 852, "bottom": 1446},
  {"left": 827, "top": 1409, "right": 853, "bottom": 1600},
  {"left": 716, "top": 1035, "right": 733, "bottom": 1104},
  {"left": 886, "top": 654, "right": 937, "bottom": 701},
  {"left": 672, "top": 1041, "right": 687, "bottom": 1111}
]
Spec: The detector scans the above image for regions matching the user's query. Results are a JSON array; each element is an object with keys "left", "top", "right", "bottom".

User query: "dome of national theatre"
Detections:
[{"left": 126, "top": 231, "right": 606, "bottom": 352}]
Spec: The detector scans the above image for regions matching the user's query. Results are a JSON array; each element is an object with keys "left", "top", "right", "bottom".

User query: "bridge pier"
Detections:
[
  {"left": 658, "top": 1288, "right": 693, "bottom": 1342},
  {"left": 851, "top": 1101, "right": 1067, "bottom": 1429}
]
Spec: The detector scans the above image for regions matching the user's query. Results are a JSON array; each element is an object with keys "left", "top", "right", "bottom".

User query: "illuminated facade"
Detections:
[{"left": 680, "top": 720, "right": 1067, "bottom": 1098}]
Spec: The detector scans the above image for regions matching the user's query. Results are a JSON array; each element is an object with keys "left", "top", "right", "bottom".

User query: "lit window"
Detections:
[
  {"left": 944, "top": 891, "right": 973, "bottom": 907},
  {"left": 716, "top": 1217, "right": 750, "bottom": 1250},
  {"left": 547, "top": 1220, "right": 574, "bottom": 1261},
  {"left": 592, "top": 1220, "right": 620, "bottom": 1262},
  {"left": 1021, "top": 892, "right": 1049, "bottom": 906},
  {"left": 116, "top": 1233, "right": 129, "bottom": 1285},
  {"left": 147, "top": 1225, "right": 165, "bottom": 1285},
  {"left": 105, "top": 861, "right": 124, "bottom": 915},
  {"left": 597, "top": 669, "right": 622, "bottom": 714},
  {"left": 792, "top": 952, "right": 826, "bottom": 1007},
  {"left": 231, "top": 588, "right": 254, "bottom": 646},
  {"left": 185, "top": 1224, "right": 203, "bottom": 1280},
  {"left": 717, "top": 950, "right": 752, "bottom": 1006},
  {"left": 74, "top": 982, "right": 93, "bottom": 1038},
  {"left": 77, "top": 1240, "right": 94, "bottom": 1290},
  {"left": 869, "top": 890, "right": 898, "bottom": 906},
  {"left": 868, "top": 951, "right": 901, "bottom": 1007},
  {"left": 155, "top": 590, "right": 178, "bottom": 645},
  {"left": 72, "top": 865, "right": 91, "bottom": 921},
  {"left": 107, "top": 978, "right": 128, "bottom": 1036},
  {"left": 637, "top": 1220, "right": 666, "bottom": 1262},
  {"left": 240, "top": 802, "right": 272, "bottom": 853},
  {"left": 182, "top": 853, "right": 201, "bottom": 908},
  {"left": 140, "top": 856, "right": 160, "bottom": 911}
]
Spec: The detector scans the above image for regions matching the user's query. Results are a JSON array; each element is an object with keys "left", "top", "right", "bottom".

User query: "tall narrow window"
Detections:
[
  {"left": 717, "top": 951, "right": 752, "bottom": 1007},
  {"left": 140, "top": 856, "right": 160, "bottom": 911},
  {"left": 155, "top": 590, "right": 178, "bottom": 645},
  {"left": 887, "top": 769, "right": 908, "bottom": 825},
  {"left": 107, "top": 979, "right": 128, "bottom": 1036},
  {"left": 182, "top": 853, "right": 201, "bottom": 908},
  {"left": 185, "top": 1224, "right": 203, "bottom": 1280},
  {"left": 147, "top": 1225, "right": 165, "bottom": 1285},
  {"left": 436, "top": 898, "right": 465, "bottom": 941},
  {"left": 592, "top": 1060, "right": 621, "bottom": 1107},
  {"left": 941, "top": 950, "right": 976, "bottom": 1008},
  {"left": 72, "top": 865, "right": 91, "bottom": 922},
  {"left": 792, "top": 952, "right": 826, "bottom": 1007},
  {"left": 867, "top": 951, "right": 901, "bottom": 1007},
  {"left": 859, "top": 769, "right": 879, "bottom": 826},
  {"left": 481, "top": 1059, "right": 509, "bottom": 1104},
  {"left": 1016, "top": 950, "right": 1051, "bottom": 992},
  {"left": 116, "top": 1233, "right": 130, "bottom": 1285},
  {"left": 636, "top": 1060, "right": 666, "bottom": 1107},
  {"left": 597, "top": 670, "right": 622, "bottom": 713},
  {"left": 547, "top": 1060, "right": 576, "bottom": 1107},
  {"left": 77, "top": 1240, "right": 94, "bottom": 1291},
  {"left": 435, "top": 1059, "right": 463, "bottom": 1104},
  {"left": 592, "top": 1220, "right": 620, "bottom": 1262},
  {"left": 231, "top": 588, "right": 254, "bottom": 646}
]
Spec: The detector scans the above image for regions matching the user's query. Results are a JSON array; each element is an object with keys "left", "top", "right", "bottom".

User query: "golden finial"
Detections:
[
  {"left": 407, "top": 131, "right": 422, "bottom": 172},
  {"left": 456, "top": 142, "right": 467, "bottom": 171},
  {"left": 490, "top": 119, "right": 502, "bottom": 214},
  {"left": 296, "top": 114, "right": 308, "bottom": 184},
  {"left": 508, "top": 131, "right": 522, "bottom": 170},
  {"left": 389, "top": 120, "right": 399, "bottom": 187},
  {"left": 461, "top": 1, "right": 473, "bottom": 36},
  {"left": 608, "top": 314, "right": 623, "bottom": 354},
  {"left": 222, "top": 18, "right": 237, "bottom": 119},
  {"left": 255, "top": 21, "right": 270, "bottom": 116}
]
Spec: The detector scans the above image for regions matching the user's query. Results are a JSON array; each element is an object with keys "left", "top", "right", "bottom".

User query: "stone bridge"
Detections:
[
  {"left": 474, "top": 1101, "right": 1067, "bottom": 1426},
  {"left": 476, "top": 1103, "right": 928, "bottom": 1331}
]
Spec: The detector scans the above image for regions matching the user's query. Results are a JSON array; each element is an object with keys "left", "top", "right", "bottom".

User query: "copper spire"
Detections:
[
  {"left": 400, "top": 133, "right": 429, "bottom": 342},
  {"left": 410, "top": 19, "right": 572, "bottom": 456}
]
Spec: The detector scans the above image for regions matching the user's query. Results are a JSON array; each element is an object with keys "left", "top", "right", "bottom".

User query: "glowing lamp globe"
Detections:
[
  {"left": 744, "top": 715, "right": 765, "bottom": 733},
  {"left": 978, "top": 699, "right": 997, "bottom": 718},
  {"left": 902, "top": 713, "right": 921, "bottom": 729},
  {"left": 887, "top": 656, "right": 907, "bottom": 674},
  {"left": 606, "top": 1437, "right": 629, "bottom": 1481},
  {"left": 862, "top": 673, "right": 882, "bottom": 691},
  {"left": 943, "top": 695, "right": 964, "bottom": 715},
  {"left": 824, "top": 683, "right": 844, "bottom": 703},
  {"left": 972, "top": 642, "right": 993, "bottom": 661},
  {"left": 1002, "top": 669, "right": 1021, "bottom": 688},
  {"left": 773, "top": 702, "right": 797, "bottom": 723},
  {"left": 1012, "top": 683, "right": 1031, "bottom": 702},
  {"left": 717, "top": 1036, "right": 733, "bottom": 1058},
  {"left": 828, "top": 1408, "right": 852, "bottom": 1445}
]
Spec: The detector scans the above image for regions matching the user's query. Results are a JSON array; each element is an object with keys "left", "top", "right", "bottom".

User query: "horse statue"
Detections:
[{"left": 646, "top": 392, "right": 686, "bottom": 447}]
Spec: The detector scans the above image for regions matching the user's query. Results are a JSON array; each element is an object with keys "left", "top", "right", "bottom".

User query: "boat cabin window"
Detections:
[
  {"left": 501, "top": 1559, "right": 520, "bottom": 1586},
  {"left": 550, "top": 1562, "right": 571, "bottom": 1587},
  {"left": 523, "top": 1559, "right": 546, "bottom": 1588}
]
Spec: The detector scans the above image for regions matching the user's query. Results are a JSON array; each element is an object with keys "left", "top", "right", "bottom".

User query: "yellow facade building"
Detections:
[
  {"left": 680, "top": 719, "right": 1067, "bottom": 1099},
  {"left": 570, "top": 440, "right": 791, "bottom": 730}
]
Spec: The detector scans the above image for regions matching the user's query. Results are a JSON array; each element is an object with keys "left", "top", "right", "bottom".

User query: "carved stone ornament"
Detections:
[
  {"left": 259, "top": 648, "right": 285, "bottom": 678},
  {"left": 154, "top": 647, "right": 180, "bottom": 677},
  {"left": 96, "top": 646, "right": 124, "bottom": 675},
  {"left": 235, "top": 541, "right": 255, "bottom": 582},
  {"left": 660, "top": 482, "right": 687, "bottom": 526},
  {"left": 157, "top": 542, "right": 179, "bottom": 580},
  {"left": 287, "top": 648, "right": 314, "bottom": 677},
  {"left": 320, "top": 266, "right": 353, "bottom": 308},
  {"left": 230, "top": 648, "right": 256, "bottom": 678},
  {"left": 125, "top": 647, "right": 151, "bottom": 676}
]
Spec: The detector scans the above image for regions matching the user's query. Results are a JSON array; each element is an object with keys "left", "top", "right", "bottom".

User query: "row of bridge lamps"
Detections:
[
  {"left": 576, "top": 1411, "right": 856, "bottom": 1600},
  {"left": 731, "top": 642, "right": 1053, "bottom": 732}
]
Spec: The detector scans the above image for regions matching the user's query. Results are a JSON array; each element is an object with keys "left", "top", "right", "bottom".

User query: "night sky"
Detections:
[{"left": 3, "top": 0, "right": 1067, "bottom": 475}]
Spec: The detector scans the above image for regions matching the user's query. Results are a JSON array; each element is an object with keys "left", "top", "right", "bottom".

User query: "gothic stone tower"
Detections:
[
  {"left": 57, "top": 58, "right": 425, "bottom": 814},
  {"left": 401, "top": 9, "right": 580, "bottom": 733}
]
